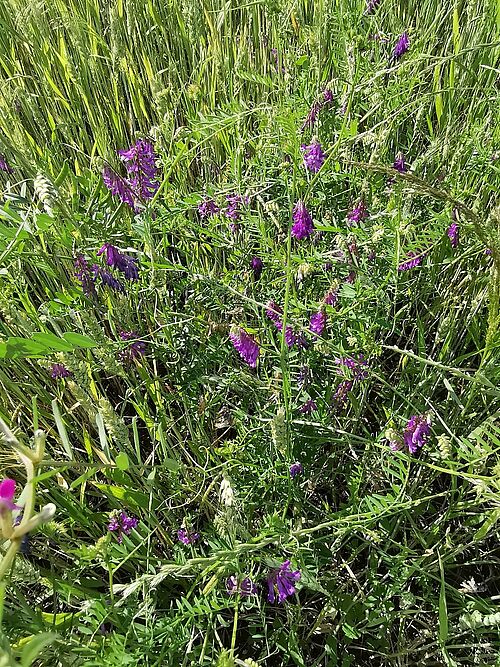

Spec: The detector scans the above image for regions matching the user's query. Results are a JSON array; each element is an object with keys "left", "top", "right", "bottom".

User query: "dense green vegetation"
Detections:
[{"left": 0, "top": 0, "right": 499, "bottom": 665}]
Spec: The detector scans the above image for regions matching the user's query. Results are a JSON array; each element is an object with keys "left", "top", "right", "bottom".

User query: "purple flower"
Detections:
[
  {"left": 297, "top": 365, "right": 310, "bottom": 389},
  {"left": 50, "top": 363, "right": 72, "bottom": 379},
  {"left": 118, "top": 139, "right": 159, "bottom": 201},
  {"left": 229, "top": 328, "right": 260, "bottom": 367},
  {"left": 226, "top": 576, "right": 257, "bottom": 596},
  {"left": 348, "top": 241, "right": 359, "bottom": 258},
  {"left": 391, "top": 32, "right": 410, "bottom": 62},
  {"left": 97, "top": 244, "right": 139, "bottom": 281},
  {"left": 0, "top": 155, "right": 13, "bottom": 174},
  {"left": 75, "top": 255, "right": 97, "bottom": 297},
  {"left": 225, "top": 194, "right": 248, "bottom": 221},
  {"left": 323, "top": 89, "right": 334, "bottom": 103},
  {"left": 290, "top": 462, "right": 303, "bottom": 478},
  {"left": 177, "top": 528, "right": 200, "bottom": 545},
  {"left": 324, "top": 288, "right": 339, "bottom": 306},
  {"left": 0, "top": 478, "right": 20, "bottom": 512},
  {"left": 266, "top": 301, "right": 283, "bottom": 328},
  {"left": 266, "top": 301, "right": 300, "bottom": 348},
  {"left": 335, "top": 355, "right": 368, "bottom": 381},
  {"left": 310, "top": 311, "right": 326, "bottom": 336},
  {"left": 301, "top": 101, "right": 321, "bottom": 131},
  {"left": 251, "top": 256, "right": 263, "bottom": 280},
  {"left": 301, "top": 141, "right": 326, "bottom": 173},
  {"left": 119, "top": 331, "right": 146, "bottom": 363},
  {"left": 398, "top": 251, "right": 424, "bottom": 271},
  {"left": 393, "top": 152, "right": 407, "bottom": 173},
  {"left": 98, "top": 268, "right": 125, "bottom": 292},
  {"left": 485, "top": 248, "right": 492, "bottom": 256},
  {"left": 347, "top": 201, "right": 368, "bottom": 225},
  {"left": 267, "top": 560, "right": 301, "bottom": 604},
  {"left": 198, "top": 198, "right": 219, "bottom": 218},
  {"left": 365, "top": 0, "right": 381, "bottom": 13},
  {"left": 299, "top": 400, "right": 316, "bottom": 415},
  {"left": 447, "top": 222, "right": 459, "bottom": 248},
  {"left": 284, "top": 326, "right": 297, "bottom": 349},
  {"left": 345, "top": 270, "right": 356, "bottom": 284},
  {"left": 108, "top": 510, "right": 138, "bottom": 543},
  {"left": 332, "top": 379, "right": 353, "bottom": 407},
  {"left": 102, "top": 166, "right": 136, "bottom": 209},
  {"left": 292, "top": 201, "right": 314, "bottom": 240},
  {"left": 403, "top": 414, "right": 431, "bottom": 453}
]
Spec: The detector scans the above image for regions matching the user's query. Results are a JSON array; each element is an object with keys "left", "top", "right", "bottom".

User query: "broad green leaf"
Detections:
[
  {"left": 115, "top": 452, "right": 130, "bottom": 471},
  {"left": 62, "top": 332, "right": 98, "bottom": 348}
]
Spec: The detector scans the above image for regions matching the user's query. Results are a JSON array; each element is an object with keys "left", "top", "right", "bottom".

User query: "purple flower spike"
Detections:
[
  {"left": 301, "top": 101, "right": 321, "bottom": 131},
  {"left": 251, "top": 256, "right": 263, "bottom": 280},
  {"left": 310, "top": 311, "right": 326, "bottom": 335},
  {"left": 118, "top": 139, "right": 159, "bottom": 202},
  {"left": 119, "top": 331, "right": 146, "bottom": 363},
  {"left": 347, "top": 201, "right": 369, "bottom": 225},
  {"left": 290, "top": 462, "right": 303, "bottom": 478},
  {"left": 301, "top": 141, "right": 326, "bottom": 173},
  {"left": 97, "top": 244, "right": 139, "bottom": 281},
  {"left": 0, "top": 478, "right": 20, "bottom": 512},
  {"left": 323, "top": 89, "right": 334, "bottom": 103},
  {"left": 391, "top": 32, "right": 410, "bottom": 62},
  {"left": 0, "top": 155, "right": 13, "bottom": 174},
  {"left": 225, "top": 194, "right": 248, "bottom": 221},
  {"left": 267, "top": 560, "right": 301, "bottom": 604},
  {"left": 299, "top": 400, "right": 316, "bottom": 415},
  {"left": 102, "top": 166, "right": 136, "bottom": 209},
  {"left": 226, "top": 576, "right": 257, "bottom": 596},
  {"left": 292, "top": 201, "right": 314, "bottom": 240},
  {"left": 324, "top": 288, "right": 339, "bottom": 306},
  {"left": 108, "top": 510, "right": 138, "bottom": 543},
  {"left": 403, "top": 414, "right": 431, "bottom": 453},
  {"left": 398, "top": 251, "right": 425, "bottom": 271},
  {"left": 75, "top": 255, "right": 98, "bottom": 297},
  {"left": 393, "top": 152, "right": 407, "bottom": 173},
  {"left": 365, "top": 0, "right": 381, "bottom": 13},
  {"left": 50, "top": 363, "right": 72, "bottom": 379},
  {"left": 332, "top": 379, "right": 353, "bottom": 408},
  {"left": 447, "top": 222, "right": 459, "bottom": 248},
  {"left": 229, "top": 328, "right": 260, "bottom": 367},
  {"left": 198, "top": 198, "right": 219, "bottom": 218},
  {"left": 177, "top": 528, "right": 200, "bottom": 545},
  {"left": 345, "top": 270, "right": 357, "bottom": 284}
]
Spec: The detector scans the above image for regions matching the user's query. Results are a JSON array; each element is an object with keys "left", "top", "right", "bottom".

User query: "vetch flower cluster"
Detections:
[
  {"left": 347, "top": 201, "right": 369, "bottom": 225},
  {"left": 447, "top": 222, "right": 459, "bottom": 248},
  {"left": 226, "top": 576, "right": 257, "bottom": 596},
  {"left": 398, "top": 251, "right": 425, "bottom": 271},
  {"left": 391, "top": 32, "right": 410, "bottom": 62},
  {"left": 118, "top": 331, "right": 146, "bottom": 364},
  {"left": 108, "top": 510, "right": 138, "bottom": 543},
  {"left": 229, "top": 328, "right": 260, "bottom": 367},
  {"left": 0, "top": 154, "right": 13, "bottom": 174},
  {"left": 292, "top": 200, "right": 314, "bottom": 240},
  {"left": 50, "top": 363, "right": 72, "bottom": 379},
  {"left": 290, "top": 462, "right": 303, "bottom": 478},
  {"left": 103, "top": 139, "right": 159, "bottom": 210},
  {"left": 98, "top": 244, "right": 139, "bottom": 281},
  {"left": 198, "top": 198, "right": 219, "bottom": 218},
  {"left": 267, "top": 560, "right": 301, "bottom": 603},
  {"left": 301, "top": 141, "right": 326, "bottom": 172},
  {"left": 387, "top": 414, "right": 431, "bottom": 454},
  {"left": 177, "top": 528, "right": 200, "bottom": 545}
]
